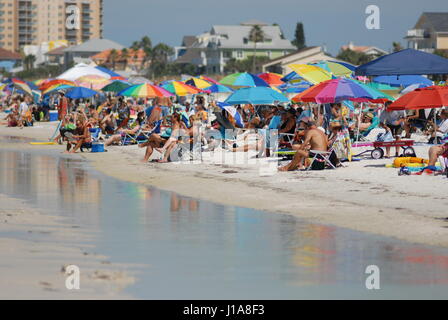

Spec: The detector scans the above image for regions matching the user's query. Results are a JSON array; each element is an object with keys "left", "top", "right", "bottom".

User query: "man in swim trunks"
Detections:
[{"left": 279, "top": 119, "right": 328, "bottom": 171}]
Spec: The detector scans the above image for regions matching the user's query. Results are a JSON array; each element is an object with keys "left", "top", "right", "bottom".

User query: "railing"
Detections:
[{"left": 406, "top": 29, "right": 429, "bottom": 38}]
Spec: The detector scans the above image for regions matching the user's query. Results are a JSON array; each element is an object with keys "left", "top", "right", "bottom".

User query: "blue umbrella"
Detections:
[
  {"left": 225, "top": 87, "right": 289, "bottom": 105},
  {"left": 220, "top": 72, "right": 269, "bottom": 87},
  {"left": 66, "top": 87, "right": 98, "bottom": 99},
  {"left": 373, "top": 75, "right": 433, "bottom": 87},
  {"left": 205, "top": 84, "right": 234, "bottom": 93},
  {"left": 278, "top": 82, "right": 311, "bottom": 94}
]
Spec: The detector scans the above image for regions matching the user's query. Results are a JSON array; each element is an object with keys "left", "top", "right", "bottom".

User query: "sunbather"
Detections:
[
  {"left": 279, "top": 119, "right": 329, "bottom": 171},
  {"left": 104, "top": 111, "right": 146, "bottom": 146}
]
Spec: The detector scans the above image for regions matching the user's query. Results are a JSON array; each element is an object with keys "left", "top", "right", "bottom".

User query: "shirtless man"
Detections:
[{"left": 279, "top": 120, "right": 328, "bottom": 171}]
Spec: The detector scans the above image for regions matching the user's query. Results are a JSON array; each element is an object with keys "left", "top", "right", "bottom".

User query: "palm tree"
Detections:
[
  {"left": 23, "top": 54, "right": 36, "bottom": 71},
  {"left": 148, "top": 43, "right": 174, "bottom": 79},
  {"left": 108, "top": 49, "right": 119, "bottom": 70},
  {"left": 249, "top": 25, "right": 265, "bottom": 73},
  {"left": 121, "top": 48, "right": 130, "bottom": 70}
]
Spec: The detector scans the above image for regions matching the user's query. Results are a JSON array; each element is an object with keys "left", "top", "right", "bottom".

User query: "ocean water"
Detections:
[{"left": 0, "top": 149, "right": 447, "bottom": 299}]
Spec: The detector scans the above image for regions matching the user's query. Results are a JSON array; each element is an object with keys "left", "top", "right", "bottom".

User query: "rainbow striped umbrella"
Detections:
[
  {"left": 292, "top": 78, "right": 391, "bottom": 104},
  {"left": 184, "top": 77, "right": 212, "bottom": 89},
  {"left": 39, "top": 79, "right": 76, "bottom": 91},
  {"left": 75, "top": 75, "right": 111, "bottom": 90},
  {"left": 43, "top": 84, "right": 78, "bottom": 95},
  {"left": 220, "top": 72, "right": 269, "bottom": 87},
  {"left": 161, "top": 81, "right": 202, "bottom": 96},
  {"left": 288, "top": 64, "right": 333, "bottom": 84},
  {"left": 118, "top": 83, "right": 174, "bottom": 98},
  {"left": 258, "top": 72, "right": 284, "bottom": 86}
]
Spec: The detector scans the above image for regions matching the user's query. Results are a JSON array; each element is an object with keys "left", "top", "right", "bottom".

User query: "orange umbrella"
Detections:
[
  {"left": 388, "top": 85, "right": 448, "bottom": 111},
  {"left": 258, "top": 72, "right": 284, "bottom": 86}
]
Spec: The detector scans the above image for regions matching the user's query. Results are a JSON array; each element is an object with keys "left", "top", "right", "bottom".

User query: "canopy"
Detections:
[
  {"left": 373, "top": 75, "right": 433, "bottom": 87},
  {"left": 224, "top": 87, "right": 289, "bottom": 105},
  {"left": 57, "top": 63, "right": 111, "bottom": 81},
  {"left": 355, "top": 49, "right": 448, "bottom": 76},
  {"left": 388, "top": 85, "right": 448, "bottom": 110},
  {"left": 65, "top": 87, "right": 99, "bottom": 99}
]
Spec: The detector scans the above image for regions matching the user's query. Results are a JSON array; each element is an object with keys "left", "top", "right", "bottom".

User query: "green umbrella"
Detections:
[{"left": 101, "top": 80, "right": 132, "bottom": 93}]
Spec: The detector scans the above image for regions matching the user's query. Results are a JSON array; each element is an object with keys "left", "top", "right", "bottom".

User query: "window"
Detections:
[
  {"left": 267, "top": 51, "right": 271, "bottom": 58},
  {"left": 236, "top": 50, "right": 243, "bottom": 59}
]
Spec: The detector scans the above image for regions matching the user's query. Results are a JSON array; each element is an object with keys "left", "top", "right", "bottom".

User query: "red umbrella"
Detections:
[{"left": 388, "top": 85, "right": 448, "bottom": 111}]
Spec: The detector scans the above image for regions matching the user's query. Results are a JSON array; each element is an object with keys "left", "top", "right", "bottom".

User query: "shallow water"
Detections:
[{"left": 0, "top": 149, "right": 448, "bottom": 299}]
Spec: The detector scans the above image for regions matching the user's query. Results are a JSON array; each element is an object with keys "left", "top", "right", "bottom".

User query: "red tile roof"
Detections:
[{"left": 0, "top": 47, "right": 22, "bottom": 60}]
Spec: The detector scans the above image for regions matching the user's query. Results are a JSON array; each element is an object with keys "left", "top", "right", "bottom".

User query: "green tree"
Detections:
[
  {"left": 249, "top": 25, "right": 265, "bottom": 73},
  {"left": 121, "top": 48, "right": 130, "bottom": 70},
  {"left": 23, "top": 54, "right": 36, "bottom": 71},
  {"left": 392, "top": 42, "right": 403, "bottom": 52},
  {"left": 108, "top": 49, "right": 119, "bottom": 70},
  {"left": 336, "top": 49, "right": 381, "bottom": 65},
  {"left": 224, "top": 56, "right": 270, "bottom": 74},
  {"left": 148, "top": 43, "right": 174, "bottom": 78},
  {"left": 292, "top": 22, "right": 306, "bottom": 49},
  {"left": 434, "top": 49, "right": 448, "bottom": 59}
]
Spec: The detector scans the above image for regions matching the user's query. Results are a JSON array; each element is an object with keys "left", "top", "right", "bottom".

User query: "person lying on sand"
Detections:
[{"left": 278, "top": 119, "right": 328, "bottom": 171}]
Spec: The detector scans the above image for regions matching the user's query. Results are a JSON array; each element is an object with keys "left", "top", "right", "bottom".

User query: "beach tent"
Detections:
[
  {"left": 355, "top": 49, "right": 448, "bottom": 76},
  {"left": 57, "top": 63, "right": 111, "bottom": 81},
  {"left": 373, "top": 75, "right": 433, "bottom": 87}
]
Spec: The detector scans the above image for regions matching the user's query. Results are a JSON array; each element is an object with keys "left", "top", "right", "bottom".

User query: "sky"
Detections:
[{"left": 103, "top": 0, "right": 447, "bottom": 56}]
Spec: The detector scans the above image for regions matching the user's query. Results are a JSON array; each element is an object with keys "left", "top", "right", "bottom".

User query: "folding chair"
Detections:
[{"left": 307, "top": 149, "right": 337, "bottom": 171}]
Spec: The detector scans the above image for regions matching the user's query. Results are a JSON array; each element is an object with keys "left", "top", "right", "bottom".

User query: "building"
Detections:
[
  {"left": 262, "top": 46, "right": 341, "bottom": 75},
  {"left": 340, "top": 42, "right": 388, "bottom": 57},
  {"left": 405, "top": 12, "right": 448, "bottom": 52},
  {"left": 44, "top": 45, "right": 67, "bottom": 65},
  {"left": 175, "top": 20, "right": 296, "bottom": 74},
  {"left": 0, "top": 46, "right": 21, "bottom": 71},
  {"left": 91, "top": 48, "right": 147, "bottom": 73},
  {"left": 0, "top": 0, "right": 103, "bottom": 52},
  {"left": 63, "top": 38, "right": 124, "bottom": 68}
]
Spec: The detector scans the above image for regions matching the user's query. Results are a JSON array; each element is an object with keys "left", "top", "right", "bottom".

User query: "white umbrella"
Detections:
[{"left": 57, "top": 63, "right": 111, "bottom": 81}]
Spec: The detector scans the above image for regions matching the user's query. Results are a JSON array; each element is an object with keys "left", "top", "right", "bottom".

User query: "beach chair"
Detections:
[
  {"left": 80, "top": 128, "right": 101, "bottom": 152},
  {"left": 306, "top": 148, "right": 338, "bottom": 171}
]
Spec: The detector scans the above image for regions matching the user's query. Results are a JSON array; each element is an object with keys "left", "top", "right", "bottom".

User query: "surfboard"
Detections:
[{"left": 29, "top": 142, "right": 57, "bottom": 145}]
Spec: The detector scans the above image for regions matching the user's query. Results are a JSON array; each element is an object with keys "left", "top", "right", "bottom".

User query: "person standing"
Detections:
[{"left": 57, "top": 92, "right": 68, "bottom": 121}]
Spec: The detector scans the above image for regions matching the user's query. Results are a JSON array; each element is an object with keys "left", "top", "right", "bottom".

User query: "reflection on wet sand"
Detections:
[{"left": 1, "top": 150, "right": 448, "bottom": 298}]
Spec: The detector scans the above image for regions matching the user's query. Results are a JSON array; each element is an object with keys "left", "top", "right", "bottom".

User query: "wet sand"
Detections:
[
  {"left": 1, "top": 121, "right": 448, "bottom": 249},
  {"left": 0, "top": 194, "right": 136, "bottom": 299}
]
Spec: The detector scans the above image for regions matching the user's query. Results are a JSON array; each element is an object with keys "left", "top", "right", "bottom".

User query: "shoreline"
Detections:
[{"left": 1, "top": 121, "right": 448, "bottom": 249}]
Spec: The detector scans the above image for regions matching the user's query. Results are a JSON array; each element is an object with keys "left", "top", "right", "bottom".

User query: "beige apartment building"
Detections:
[{"left": 0, "top": 0, "right": 103, "bottom": 52}]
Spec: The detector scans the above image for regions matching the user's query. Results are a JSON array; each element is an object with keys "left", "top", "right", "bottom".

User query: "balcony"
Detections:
[{"left": 406, "top": 29, "right": 430, "bottom": 38}]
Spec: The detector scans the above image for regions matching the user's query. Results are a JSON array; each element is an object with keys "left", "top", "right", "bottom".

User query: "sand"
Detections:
[{"left": 1, "top": 119, "right": 448, "bottom": 253}]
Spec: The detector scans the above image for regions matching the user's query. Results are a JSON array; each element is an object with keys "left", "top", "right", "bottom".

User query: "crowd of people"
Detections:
[{"left": 1, "top": 91, "right": 448, "bottom": 173}]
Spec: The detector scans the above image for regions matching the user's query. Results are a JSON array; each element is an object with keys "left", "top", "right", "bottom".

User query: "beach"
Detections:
[{"left": 1, "top": 120, "right": 447, "bottom": 250}]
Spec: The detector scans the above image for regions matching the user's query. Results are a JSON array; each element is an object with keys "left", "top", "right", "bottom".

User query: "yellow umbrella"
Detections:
[{"left": 288, "top": 64, "right": 332, "bottom": 85}]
